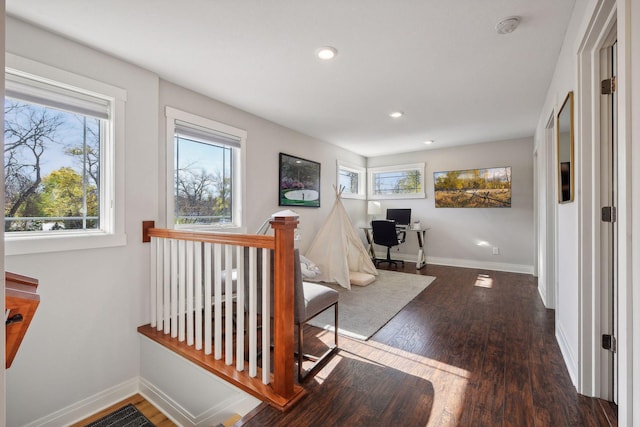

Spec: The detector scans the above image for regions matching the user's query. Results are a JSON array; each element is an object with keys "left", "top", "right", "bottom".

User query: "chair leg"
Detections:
[
  {"left": 375, "top": 247, "right": 404, "bottom": 268},
  {"left": 297, "top": 322, "right": 304, "bottom": 383},
  {"left": 297, "top": 302, "right": 339, "bottom": 382},
  {"left": 334, "top": 302, "right": 339, "bottom": 348}
]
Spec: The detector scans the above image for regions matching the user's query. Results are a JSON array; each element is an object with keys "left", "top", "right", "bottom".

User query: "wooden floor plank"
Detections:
[
  {"left": 238, "top": 263, "right": 617, "bottom": 427},
  {"left": 74, "top": 263, "right": 616, "bottom": 427}
]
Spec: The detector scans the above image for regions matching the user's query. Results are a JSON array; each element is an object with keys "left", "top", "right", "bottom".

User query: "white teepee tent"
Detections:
[{"left": 305, "top": 186, "right": 377, "bottom": 289}]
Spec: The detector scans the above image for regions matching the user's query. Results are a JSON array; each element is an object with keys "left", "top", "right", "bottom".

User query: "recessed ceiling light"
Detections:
[
  {"left": 316, "top": 46, "right": 337, "bottom": 60},
  {"left": 389, "top": 111, "right": 404, "bottom": 118},
  {"left": 423, "top": 140, "right": 434, "bottom": 145},
  {"left": 495, "top": 16, "right": 521, "bottom": 35}
]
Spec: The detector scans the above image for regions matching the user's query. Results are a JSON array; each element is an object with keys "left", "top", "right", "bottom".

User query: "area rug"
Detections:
[
  {"left": 308, "top": 270, "right": 436, "bottom": 340},
  {"left": 86, "top": 403, "right": 154, "bottom": 427}
]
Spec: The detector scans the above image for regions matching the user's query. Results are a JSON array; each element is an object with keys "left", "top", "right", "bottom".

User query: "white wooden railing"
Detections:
[
  {"left": 150, "top": 236, "right": 273, "bottom": 382},
  {"left": 141, "top": 216, "right": 302, "bottom": 407}
]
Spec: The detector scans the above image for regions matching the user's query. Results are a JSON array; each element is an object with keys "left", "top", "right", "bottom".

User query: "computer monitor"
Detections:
[{"left": 386, "top": 208, "right": 411, "bottom": 226}]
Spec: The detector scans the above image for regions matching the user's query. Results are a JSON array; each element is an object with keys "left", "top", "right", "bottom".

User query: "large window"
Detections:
[
  {"left": 367, "top": 163, "right": 426, "bottom": 199},
  {"left": 166, "top": 107, "right": 245, "bottom": 229},
  {"left": 4, "top": 68, "right": 114, "bottom": 235}
]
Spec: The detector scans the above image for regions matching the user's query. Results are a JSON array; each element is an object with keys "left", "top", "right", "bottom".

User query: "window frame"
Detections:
[
  {"left": 165, "top": 106, "right": 246, "bottom": 231},
  {"left": 367, "top": 162, "right": 426, "bottom": 200},
  {"left": 336, "top": 160, "right": 366, "bottom": 200},
  {"left": 4, "top": 54, "right": 127, "bottom": 255}
]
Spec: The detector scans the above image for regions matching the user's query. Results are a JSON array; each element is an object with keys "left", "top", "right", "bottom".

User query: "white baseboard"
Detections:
[
  {"left": 139, "top": 376, "right": 258, "bottom": 427},
  {"left": 373, "top": 250, "right": 534, "bottom": 274},
  {"left": 24, "top": 336, "right": 261, "bottom": 427},
  {"left": 537, "top": 284, "right": 548, "bottom": 307},
  {"left": 139, "top": 335, "right": 261, "bottom": 427},
  {"left": 24, "top": 378, "right": 139, "bottom": 427},
  {"left": 556, "top": 323, "right": 578, "bottom": 388},
  {"left": 426, "top": 256, "right": 534, "bottom": 274}
]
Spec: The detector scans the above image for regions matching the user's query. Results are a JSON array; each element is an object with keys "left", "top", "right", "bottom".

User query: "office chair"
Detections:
[{"left": 371, "top": 220, "right": 405, "bottom": 268}]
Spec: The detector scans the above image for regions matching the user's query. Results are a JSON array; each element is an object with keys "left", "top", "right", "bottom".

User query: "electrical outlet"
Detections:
[{"left": 492, "top": 247, "right": 500, "bottom": 255}]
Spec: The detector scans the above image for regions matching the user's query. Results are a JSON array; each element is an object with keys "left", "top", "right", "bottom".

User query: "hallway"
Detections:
[{"left": 240, "top": 264, "right": 616, "bottom": 426}]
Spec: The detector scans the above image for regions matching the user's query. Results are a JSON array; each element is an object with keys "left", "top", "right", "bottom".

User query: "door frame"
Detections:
[
  {"left": 535, "top": 113, "right": 557, "bottom": 309},
  {"left": 545, "top": 113, "right": 557, "bottom": 310},
  {"left": 576, "top": 0, "right": 632, "bottom": 416},
  {"left": 598, "top": 30, "right": 617, "bottom": 403}
]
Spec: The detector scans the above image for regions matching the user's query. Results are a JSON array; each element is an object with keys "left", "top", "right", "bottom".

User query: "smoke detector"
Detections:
[{"left": 495, "top": 16, "right": 521, "bottom": 35}]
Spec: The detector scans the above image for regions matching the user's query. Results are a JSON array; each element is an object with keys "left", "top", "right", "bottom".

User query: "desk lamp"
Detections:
[{"left": 367, "top": 201, "right": 381, "bottom": 224}]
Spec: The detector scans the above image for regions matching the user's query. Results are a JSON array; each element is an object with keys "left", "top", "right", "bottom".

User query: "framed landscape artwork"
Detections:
[
  {"left": 433, "top": 166, "right": 512, "bottom": 208},
  {"left": 279, "top": 153, "right": 321, "bottom": 207}
]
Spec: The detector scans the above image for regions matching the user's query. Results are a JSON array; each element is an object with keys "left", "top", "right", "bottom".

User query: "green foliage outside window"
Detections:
[{"left": 4, "top": 100, "right": 101, "bottom": 232}]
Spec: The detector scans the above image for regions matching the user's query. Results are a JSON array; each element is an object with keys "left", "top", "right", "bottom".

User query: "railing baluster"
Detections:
[
  {"left": 155, "top": 237, "right": 163, "bottom": 329},
  {"left": 150, "top": 237, "right": 157, "bottom": 328},
  {"left": 178, "top": 239, "right": 186, "bottom": 342},
  {"left": 186, "top": 240, "right": 195, "bottom": 346},
  {"left": 163, "top": 238, "right": 171, "bottom": 333},
  {"left": 249, "top": 246, "right": 257, "bottom": 378},
  {"left": 236, "top": 245, "right": 245, "bottom": 372},
  {"left": 261, "top": 248, "right": 271, "bottom": 385},
  {"left": 214, "top": 243, "right": 222, "bottom": 360},
  {"left": 170, "top": 239, "right": 178, "bottom": 338},
  {"left": 195, "top": 242, "right": 203, "bottom": 351},
  {"left": 204, "top": 242, "right": 213, "bottom": 355},
  {"left": 225, "top": 244, "right": 233, "bottom": 365}
]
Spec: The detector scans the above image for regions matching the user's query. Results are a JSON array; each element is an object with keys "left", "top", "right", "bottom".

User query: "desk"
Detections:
[{"left": 362, "top": 226, "right": 429, "bottom": 269}]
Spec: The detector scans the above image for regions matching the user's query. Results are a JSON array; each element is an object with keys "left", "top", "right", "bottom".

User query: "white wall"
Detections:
[
  {"left": 2, "top": 16, "right": 369, "bottom": 426},
  {"left": 534, "top": 0, "right": 640, "bottom": 424},
  {"left": 158, "top": 80, "right": 367, "bottom": 253},
  {"left": 367, "top": 137, "right": 534, "bottom": 273},
  {"left": 631, "top": 0, "right": 640, "bottom": 420},
  {"left": 139, "top": 337, "right": 260, "bottom": 426},
  {"left": 4, "top": 17, "right": 159, "bottom": 426},
  {"left": 533, "top": 0, "right": 591, "bottom": 387}
]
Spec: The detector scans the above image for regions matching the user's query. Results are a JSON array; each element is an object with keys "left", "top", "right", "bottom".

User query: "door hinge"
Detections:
[
  {"left": 601, "top": 77, "right": 617, "bottom": 95},
  {"left": 602, "top": 334, "right": 617, "bottom": 353},
  {"left": 601, "top": 206, "right": 617, "bottom": 223}
]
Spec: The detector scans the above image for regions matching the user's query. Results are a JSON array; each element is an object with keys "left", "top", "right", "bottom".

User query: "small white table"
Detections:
[{"left": 362, "top": 225, "right": 430, "bottom": 269}]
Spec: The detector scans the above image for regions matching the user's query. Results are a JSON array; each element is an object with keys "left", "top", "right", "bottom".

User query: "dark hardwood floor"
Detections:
[{"left": 239, "top": 263, "right": 617, "bottom": 427}]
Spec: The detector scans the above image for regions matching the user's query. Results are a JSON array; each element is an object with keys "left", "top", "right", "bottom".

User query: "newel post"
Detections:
[{"left": 270, "top": 212, "right": 299, "bottom": 398}]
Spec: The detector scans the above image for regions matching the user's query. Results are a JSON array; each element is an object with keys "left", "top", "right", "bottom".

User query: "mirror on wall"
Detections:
[{"left": 557, "top": 91, "right": 574, "bottom": 203}]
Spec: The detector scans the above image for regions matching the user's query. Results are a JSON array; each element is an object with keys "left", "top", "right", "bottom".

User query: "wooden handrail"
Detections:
[
  {"left": 5, "top": 272, "right": 40, "bottom": 368},
  {"left": 145, "top": 226, "right": 276, "bottom": 249}
]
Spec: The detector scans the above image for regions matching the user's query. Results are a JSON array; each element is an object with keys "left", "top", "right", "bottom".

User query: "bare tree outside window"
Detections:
[
  {"left": 4, "top": 100, "right": 101, "bottom": 231},
  {"left": 174, "top": 136, "right": 232, "bottom": 225}
]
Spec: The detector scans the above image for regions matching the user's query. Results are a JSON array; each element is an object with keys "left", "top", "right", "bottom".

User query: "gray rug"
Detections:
[{"left": 308, "top": 270, "right": 436, "bottom": 340}]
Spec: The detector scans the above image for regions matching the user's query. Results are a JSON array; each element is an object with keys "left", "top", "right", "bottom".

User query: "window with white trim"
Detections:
[
  {"left": 367, "top": 163, "right": 426, "bottom": 199},
  {"left": 4, "top": 68, "right": 117, "bottom": 236},
  {"left": 337, "top": 160, "right": 366, "bottom": 199},
  {"left": 166, "top": 107, "right": 245, "bottom": 230}
]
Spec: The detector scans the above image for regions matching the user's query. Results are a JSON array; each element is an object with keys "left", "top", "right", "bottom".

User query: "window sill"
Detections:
[
  {"left": 341, "top": 194, "right": 366, "bottom": 200},
  {"left": 175, "top": 225, "right": 248, "bottom": 234},
  {"left": 367, "top": 193, "right": 426, "bottom": 200},
  {"left": 5, "top": 232, "right": 128, "bottom": 256}
]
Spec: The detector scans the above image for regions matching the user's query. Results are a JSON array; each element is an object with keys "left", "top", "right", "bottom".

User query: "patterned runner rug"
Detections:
[{"left": 86, "top": 403, "right": 154, "bottom": 427}]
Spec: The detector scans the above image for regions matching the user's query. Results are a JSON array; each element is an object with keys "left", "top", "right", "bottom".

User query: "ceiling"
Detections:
[{"left": 6, "top": 1, "right": 575, "bottom": 157}]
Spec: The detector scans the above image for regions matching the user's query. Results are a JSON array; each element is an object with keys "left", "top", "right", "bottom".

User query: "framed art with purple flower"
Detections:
[{"left": 279, "top": 153, "right": 321, "bottom": 207}]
